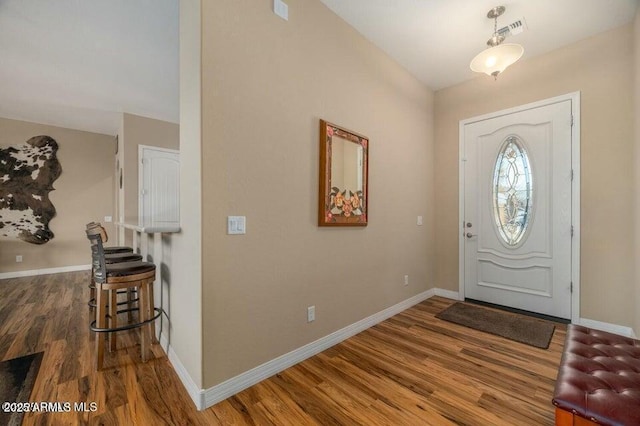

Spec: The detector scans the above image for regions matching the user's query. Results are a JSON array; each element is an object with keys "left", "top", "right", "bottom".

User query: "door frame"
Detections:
[{"left": 458, "top": 92, "right": 581, "bottom": 323}]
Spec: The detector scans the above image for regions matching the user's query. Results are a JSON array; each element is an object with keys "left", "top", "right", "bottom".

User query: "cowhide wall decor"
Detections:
[{"left": 0, "top": 135, "right": 62, "bottom": 244}]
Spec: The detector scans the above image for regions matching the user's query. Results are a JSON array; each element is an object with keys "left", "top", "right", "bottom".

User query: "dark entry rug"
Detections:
[
  {"left": 0, "top": 352, "right": 44, "bottom": 426},
  {"left": 436, "top": 303, "right": 555, "bottom": 349}
]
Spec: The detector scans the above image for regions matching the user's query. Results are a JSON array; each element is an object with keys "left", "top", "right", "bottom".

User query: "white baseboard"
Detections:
[
  {"left": 434, "top": 288, "right": 460, "bottom": 300},
  {"left": 0, "top": 264, "right": 90, "bottom": 279},
  {"left": 137, "top": 288, "right": 640, "bottom": 413},
  {"left": 577, "top": 318, "right": 636, "bottom": 338},
  {"left": 158, "top": 332, "right": 205, "bottom": 410},
  {"left": 200, "top": 288, "right": 435, "bottom": 410},
  {"left": 159, "top": 287, "right": 623, "bottom": 411}
]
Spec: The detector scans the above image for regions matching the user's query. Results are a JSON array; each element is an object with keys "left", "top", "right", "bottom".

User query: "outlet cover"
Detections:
[
  {"left": 16, "top": 255, "right": 23, "bottom": 263},
  {"left": 307, "top": 305, "right": 315, "bottom": 322}
]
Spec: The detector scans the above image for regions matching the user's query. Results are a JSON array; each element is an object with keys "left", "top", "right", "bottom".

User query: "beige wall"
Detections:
[
  {"left": 0, "top": 117, "right": 115, "bottom": 272},
  {"left": 121, "top": 113, "right": 179, "bottom": 225},
  {"left": 201, "top": 0, "right": 435, "bottom": 387},
  {"left": 435, "top": 25, "right": 635, "bottom": 326},
  {"left": 166, "top": 0, "right": 203, "bottom": 389},
  {"left": 634, "top": 8, "right": 640, "bottom": 336}
]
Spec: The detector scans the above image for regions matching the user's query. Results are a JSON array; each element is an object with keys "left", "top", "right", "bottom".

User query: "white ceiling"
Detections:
[
  {"left": 0, "top": 1, "right": 637, "bottom": 135},
  {"left": 0, "top": 0, "right": 179, "bottom": 136},
  {"left": 320, "top": 0, "right": 639, "bottom": 90}
]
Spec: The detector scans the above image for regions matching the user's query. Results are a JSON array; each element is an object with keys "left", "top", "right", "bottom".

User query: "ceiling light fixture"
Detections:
[{"left": 470, "top": 6, "right": 524, "bottom": 80}]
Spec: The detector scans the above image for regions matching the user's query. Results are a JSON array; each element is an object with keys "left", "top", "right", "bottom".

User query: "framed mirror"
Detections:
[{"left": 318, "top": 120, "right": 368, "bottom": 226}]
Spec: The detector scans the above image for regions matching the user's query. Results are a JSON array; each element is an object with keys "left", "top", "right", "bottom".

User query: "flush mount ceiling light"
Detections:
[{"left": 470, "top": 6, "right": 524, "bottom": 79}]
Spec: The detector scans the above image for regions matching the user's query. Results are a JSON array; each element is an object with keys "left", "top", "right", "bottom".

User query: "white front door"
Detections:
[{"left": 462, "top": 99, "right": 574, "bottom": 319}]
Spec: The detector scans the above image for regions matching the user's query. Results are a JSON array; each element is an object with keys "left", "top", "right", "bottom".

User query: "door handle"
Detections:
[{"left": 466, "top": 232, "right": 476, "bottom": 238}]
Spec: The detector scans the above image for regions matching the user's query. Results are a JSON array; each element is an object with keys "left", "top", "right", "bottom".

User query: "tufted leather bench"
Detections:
[{"left": 552, "top": 325, "right": 640, "bottom": 425}]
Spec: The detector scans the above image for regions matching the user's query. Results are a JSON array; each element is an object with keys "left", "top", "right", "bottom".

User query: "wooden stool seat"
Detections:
[
  {"left": 97, "top": 261, "right": 155, "bottom": 278},
  {"left": 104, "top": 252, "right": 143, "bottom": 263},
  {"left": 87, "top": 255, "right": 143, "bottom": 314},
  {"left": 104, "top": 246, "right": 134, "bottom": 254}
]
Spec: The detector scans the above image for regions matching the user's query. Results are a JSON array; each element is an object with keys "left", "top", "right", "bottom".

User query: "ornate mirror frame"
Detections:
[{"left": 318, "top": 120, "right": 369, "bottom": 226}]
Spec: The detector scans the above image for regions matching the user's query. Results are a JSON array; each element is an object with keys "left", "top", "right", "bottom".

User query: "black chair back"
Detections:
[{"left": 86, "top": 226, "right": 108, "bottom": 284}]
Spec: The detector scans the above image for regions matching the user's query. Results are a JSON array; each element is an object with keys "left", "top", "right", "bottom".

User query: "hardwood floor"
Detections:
[{"left": 0, "top": 271, "right": 565, "bottom": 425}]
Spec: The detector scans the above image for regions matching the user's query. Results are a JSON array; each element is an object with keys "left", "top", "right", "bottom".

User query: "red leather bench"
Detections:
[{"left": 552, "top": 325, "right": 640, "bottom": 425}]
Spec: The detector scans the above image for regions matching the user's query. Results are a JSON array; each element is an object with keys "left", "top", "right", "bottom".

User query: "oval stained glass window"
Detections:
[{"left": 492, "top": 136, "right": 533, "bottom": 246}]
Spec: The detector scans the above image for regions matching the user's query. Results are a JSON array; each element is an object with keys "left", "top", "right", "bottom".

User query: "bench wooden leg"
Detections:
[{"left": 555, "top": 408, "right": 599, "bottom": 426}]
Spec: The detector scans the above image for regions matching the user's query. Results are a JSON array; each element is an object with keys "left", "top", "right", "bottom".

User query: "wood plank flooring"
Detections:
[{"left": 0, "top": 271, "right": 565, "bottom": 425}]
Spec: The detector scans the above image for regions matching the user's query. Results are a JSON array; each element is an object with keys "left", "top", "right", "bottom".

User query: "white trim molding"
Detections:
[
  {"left": 0, "top": 264, "right": 90, "bottom": 280},
  {"left": 434, "top": 288, "right": 461, "bottom": 300},
  {"left": 159, "top": 333, "right": 205, "bottom": 410},
  {"left": 153, "top": 287, "right": 640, "bottom": 413},
  {"left": 200, "top": 289, "right": 435, "bottom": 410},
  {"left": 577, "top": 318, "right": 636, "bottom": 338}
]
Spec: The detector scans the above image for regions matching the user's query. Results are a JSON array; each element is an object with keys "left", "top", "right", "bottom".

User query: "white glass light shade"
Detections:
[{"left": 470, "top": 43, "right": 524, "bottom": 77}]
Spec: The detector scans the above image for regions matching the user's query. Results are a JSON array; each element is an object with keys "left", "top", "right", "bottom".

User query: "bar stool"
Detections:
[
  {"left": 85, "top": 223, "right": 142, "bottom": 323},
  {"left": 86, "top": 225, "right": 160, "bottom": 370}
]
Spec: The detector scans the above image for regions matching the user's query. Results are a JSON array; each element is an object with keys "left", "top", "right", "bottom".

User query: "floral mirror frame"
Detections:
[{"left": 318, "top": 120, "right": 369, "bottom": 226}]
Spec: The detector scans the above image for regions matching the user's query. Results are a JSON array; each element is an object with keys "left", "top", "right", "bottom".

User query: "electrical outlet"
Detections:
[
  {"left": 404, "top": 275, "right": 409, "bottom": 286},
  {"left": 16, "top": 255, "right": 23, "bottom": 263},
  {"left": 307, "top": 305, "right": 315, "bottom": 322},
  {"left": 104, "top": 216, "right": 113, "bottom": 223},
  {"left": 417, "top": 216, "right": 423, "bottom": 226}
]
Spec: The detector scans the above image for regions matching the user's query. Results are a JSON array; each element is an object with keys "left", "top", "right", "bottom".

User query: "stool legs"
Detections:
[
  {"left": 95, "top": 280, "right": 155, "bottom": 370},
  {"left": 138, "top": 281, "right": 150, "bottom": 362},
  {"left": 127, "top": 289, "right": 134, "bottom": 323},
  {"left": 147, "top": 283, "right": 157, "bottom": 343},
  {"left": 109, "top": 289, "right": 118, "bottom": 352},
  {"left": 89, "top": 277, "right": 96, "bottom": 312},
  {"left": 95, "top": 285, "right": 107, "bottom": 370}
]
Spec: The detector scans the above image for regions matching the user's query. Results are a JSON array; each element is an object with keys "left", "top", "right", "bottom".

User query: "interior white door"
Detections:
[
  {"left": 463, "top": 100, "right": 573, "bottom": 319},
  {"left": 139, "top": 146, "right": 180, "bottom": 227}
]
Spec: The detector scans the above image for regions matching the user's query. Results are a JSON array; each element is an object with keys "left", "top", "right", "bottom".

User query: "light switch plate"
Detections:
[
  {"left": 417, "top": 216, "right": 423, "bottom": 226},
  {"left": 227, "top": 216, "right": 246, "bottom": 235}
]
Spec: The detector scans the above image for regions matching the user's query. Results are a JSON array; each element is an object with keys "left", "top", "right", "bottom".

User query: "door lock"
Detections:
[{"left": 466, "top": 232, "right": 476, "bottom": 238}]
